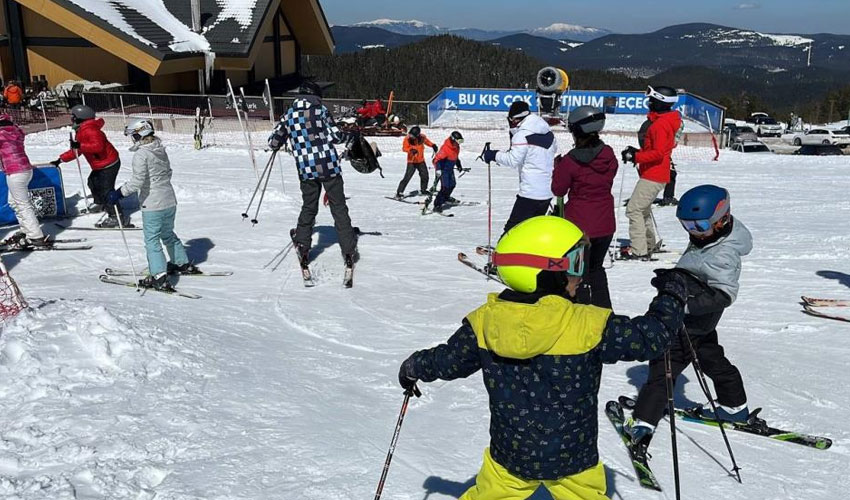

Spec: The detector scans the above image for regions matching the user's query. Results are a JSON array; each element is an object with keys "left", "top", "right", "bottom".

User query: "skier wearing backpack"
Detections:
[
  {"left": 398, "top": 216, "right": 687, "bottom": 500},
  {"left": 268, "top": 81, "right": 357, "bottom": 273},
  {"left": 624, "top": 185, "right": 753, "bottom": 459},
  {"left": 480, "top": 100, "right": 557, "bottom": 234}
]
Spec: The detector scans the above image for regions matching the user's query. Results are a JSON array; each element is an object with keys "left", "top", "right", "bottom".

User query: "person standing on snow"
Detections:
[
  {"left": 620, "top": 86, "right": 681, "bottom": 259},
  {"left": 551, "top": 106, "right": 618, "bottom": 308},
  {"left": 52, "top": 105, "right": 125, "bottom": 227},
  {"left": 268, "top": 81, "right": 357, "bottom": 270},
  {"left": 0, "top": 114, "right": 50, "bottom": 248},
  {"left": 624, "top": 185, "right": 753, "bottom": 461},
  {"left": 107, "top": 119, "right": 197, "bottom": 291},
  {"left": 431, "top": 131, "right": 464, "bottom": 213},
  {"left": 397, "top": 215, "right": 687, "bottom": 500},
  {"left": 481, "top": 100, "right": 557, "bottom": 234},
  {"left": 395, "top": 126, "right": 437, "bottom": 198}
]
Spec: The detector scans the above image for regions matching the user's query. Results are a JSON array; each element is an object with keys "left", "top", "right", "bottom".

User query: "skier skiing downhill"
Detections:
[
  {"left": 268, "top": 81, "right": 357, "bottom": 273},
  {"left": 620, "top": 86, "right": 682, "bottom": 259},
  {"left": 398, "top": 215, "right": 687, "bottom": 500},
  {"left": 624, "top": 185, "right": 753, "bottom": 455},
  {"left": 480, "top": 100, "right": 557, "bottom": 234},
  {"left": 0, "top": 114, "right": 49, "bottom": 248},
  {"left": 431, "top": 131, "right": 464, "bottom": 213},
  {"left": 551, "top": 106, "right": 618, "bottom": 308},
  {"left": 52, "top": 105, "right": 125, "bottom": 227},
  {"left": 396, "top": 126, "right": 437, "bottom": 198},
  {"left": 107, "top": 119, "right": 197, "bottom": 291}
]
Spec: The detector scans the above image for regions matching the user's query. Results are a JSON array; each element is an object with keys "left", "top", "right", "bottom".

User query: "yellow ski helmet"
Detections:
[{"left": 493, "top": 216, "right": 587, "bottom": 293}]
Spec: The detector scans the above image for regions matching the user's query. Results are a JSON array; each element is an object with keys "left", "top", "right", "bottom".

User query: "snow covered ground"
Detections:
[
  {"left": 432, "top": 110, "right": 710, "bottom": 133},
  {"left": 1, "top": 124, "right": 849, "bottom": 499}
]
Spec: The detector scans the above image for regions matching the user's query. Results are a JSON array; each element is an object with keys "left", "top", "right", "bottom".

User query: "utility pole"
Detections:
[
  {"left": 807, "top": 42, "right": 813, "bottom": 67},
  {"left": 828, "top": 99, "right": 835, "bottom": 124}
]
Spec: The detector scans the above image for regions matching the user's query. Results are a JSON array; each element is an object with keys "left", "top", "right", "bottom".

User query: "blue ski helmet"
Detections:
[{"left": 676, "top": 185, "right": 730, "bottom": 236}]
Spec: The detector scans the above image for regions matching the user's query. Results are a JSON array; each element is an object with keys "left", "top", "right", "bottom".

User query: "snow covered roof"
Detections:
[{"left": 55, "top": 0, "right": 275, "bottom": 58}]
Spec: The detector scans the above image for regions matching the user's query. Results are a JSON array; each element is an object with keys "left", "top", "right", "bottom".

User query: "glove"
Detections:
[
  {"left": 650, "top": 268, "right": 689, "bottom": 305},
  {"left": 621, "top": 146, "right": 638, "bottom": 164},
  {"left": 49, "top": 159, "right": 61, "bottom": 167},
  {"left": 70, "top": 139, "right": 81, "bottom": 150},
  {"left": 106, "top": 189, "right": 124, "bottom": 205},
  {"left": 456, "top": 164, "right": 463, "bottom": 173},
  {"left": 482, "top": 149, "right": 498, "bottom": 164},
  {"left": 398, "top": 356, "right": 419, "bottom": 393},
  {"left": 431, "top": 144, "right": 438, "bottom": 153}
]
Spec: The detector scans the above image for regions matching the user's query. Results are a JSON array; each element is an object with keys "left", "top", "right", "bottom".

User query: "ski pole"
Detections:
[
  {"left": 615, "top": 165, "right": 626, "bottom": 229},
  {"left": 476, "top": 142, "right": 494, "bottom": 264},
  {"left": 251, "top": 152, "right": 277, "bottom": 225},
  {"left": 682, "top": 329, "right": 743, "bottom": 483},
  {"left": 374, "top": 386, "right": 421, "bottom": 500},
  {"left": 241, "top": 151, "right": 276, "bottom": 220},
  {"left": 70, "top": 132, "right": 91, "bottom": 210},
  {"left": 114, "top": 205, "right": 139, "bottom": 291},
  {"left": 665, "top": 349, "right": 682, "bottom": 500}
]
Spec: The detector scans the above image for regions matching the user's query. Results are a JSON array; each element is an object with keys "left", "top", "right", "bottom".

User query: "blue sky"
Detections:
[{"left": 322, "top": 0, "right": 850, "bottom": 35}]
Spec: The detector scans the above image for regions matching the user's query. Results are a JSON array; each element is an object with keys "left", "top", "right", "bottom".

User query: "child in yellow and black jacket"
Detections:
[{"left": 398, "top": 216, "right": 687, "bottom": 500}]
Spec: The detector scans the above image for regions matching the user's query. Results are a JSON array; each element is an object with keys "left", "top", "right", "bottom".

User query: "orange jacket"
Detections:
[
  {"left": 402, "top": 135, "right": 435, "bottom": 164},
  {"left": 433, "top": 137, "right": 460, "bottom": 167},
  {"left": 4, "top": 85, "right": 22, "bottom": 105}
]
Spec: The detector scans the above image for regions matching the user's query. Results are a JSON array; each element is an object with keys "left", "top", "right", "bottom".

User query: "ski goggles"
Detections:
[
  {"left": 453, "top": 137, "right": 464, "bottom": 144},
  {"left": 646, "top": 86, "right": 679, "bottom": 104},
  {"left": 492, "top": 242, "right": 588, "bottom": 277},
  {"left": 679, "top": 218, "right": 714, "bottom": 235}
]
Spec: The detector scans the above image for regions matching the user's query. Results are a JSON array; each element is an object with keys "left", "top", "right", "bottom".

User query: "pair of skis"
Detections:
[
  {"left": 290, "top": 229, "right": 354, "bottom": 288},
  {"left": 0, "top": 237, "right": 91, "bottom": 252},
  {"left": 98, "top": 267, "right": 232, "bottom": 299},
  {"left": 607, "top": 395, "right": 832, "bottom": 493},
  {"left": 457, "top": 246, "right": 505, "bottom": 285},
  {"left": 801, "top": 296, "right": 850, "bottom": 322}
]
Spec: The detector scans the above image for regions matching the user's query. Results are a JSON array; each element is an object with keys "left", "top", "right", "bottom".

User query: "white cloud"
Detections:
[{"left": 735, "top": 2, "right": 761, "bottom": 9}]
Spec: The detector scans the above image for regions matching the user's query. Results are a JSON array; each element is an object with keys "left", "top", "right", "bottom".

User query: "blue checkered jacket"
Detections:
[{"left": 270, "top": 96, "right": 343, "bottom": 181}]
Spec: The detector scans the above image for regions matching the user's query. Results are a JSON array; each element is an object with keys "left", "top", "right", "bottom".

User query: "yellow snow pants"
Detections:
[{"left": 459, "top": 448, "right": 609, "bottom": 500}]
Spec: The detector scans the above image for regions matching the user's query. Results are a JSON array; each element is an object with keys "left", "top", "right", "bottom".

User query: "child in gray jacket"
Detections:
[
  {"left": 624, "top": 184, "right": 753, "bottom": 457},
  {"left": 108, "top": 119, "right": 196, "bottom": 291}
]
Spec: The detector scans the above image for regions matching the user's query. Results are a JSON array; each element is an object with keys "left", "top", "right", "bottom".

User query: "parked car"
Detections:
[
  {"left": 793, "top": 144, "right": 845, "bottom": 156},
  {"left": 731, "top": 141, "right": 773, "bottom": 153},
  {"left": 731, "top": 126, "right": 759, "bottom": 144},
  {"left": 790, "top": 129, "right": 850, "bottom": 147},
  {"left": 746, "top": 113, "right": 783, "bottom": 137},
  {"left": 838, "top": 125, "right": 850, "bottom": 136}
]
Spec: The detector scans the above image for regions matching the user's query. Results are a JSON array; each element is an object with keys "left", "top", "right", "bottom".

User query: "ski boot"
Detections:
[
  {"left": 618, "top": 246, "right": 650, "bottom": 261},
  {"left": 138, "top": 273, "right": 175, "bottom": 292},
  {"left": 394, "top": 192, "right": 404, "bottom": 200},
  {"left": 85, "top": 204, "right": 103, "bottom": 214},
  {"left": 168, "top": 262, "right": 201, "bottom": 275},
  {"left": 624, "top": 417, "right": 655, "bottom": 460},
  {"left": 1, "top": 231, "right": 27, "bottom": 247},
  {"left": 447, "top": 196, "right": 460, "bottom": 204},
  {"left": 16, "top": 235, "right": 52, "bottom": 249},
  {"left": 343, "top": 253, "right": 355, "bottom": 288},
  {"left": 96, "top": 216, "right": 120, "bottom": 229},
  {"left": 696, "top": 403, "right": 750, "bottom": 423}
]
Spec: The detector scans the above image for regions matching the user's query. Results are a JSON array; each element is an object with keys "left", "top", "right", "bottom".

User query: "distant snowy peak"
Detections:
[
  {"left": 351, "top": 19, "right": 443, "bottom": 36},
  {"left": 688, "top": 27, "right": 813, "bottom": 47},
  {"left": 530, "top": 23, "right": 611, "bottom": 42}
]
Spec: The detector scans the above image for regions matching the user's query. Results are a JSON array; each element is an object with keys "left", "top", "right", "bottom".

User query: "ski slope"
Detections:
[{"left": 1, "top": 125, "right": 848, "bottom": 499}]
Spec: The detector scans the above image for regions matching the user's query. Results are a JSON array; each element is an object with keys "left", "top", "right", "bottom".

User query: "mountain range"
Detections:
[
  {"left": 332, "top": 22, "right": 850, "bottom": 76},
  {"left": 342, "top": 19, "right": 611, "bottom": 42}
]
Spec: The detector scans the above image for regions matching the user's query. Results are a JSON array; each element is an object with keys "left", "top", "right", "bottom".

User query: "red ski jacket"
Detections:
[
  {"left": 635, "top": 110, "right": 681, "bottom": 184},
  {"left": 433, "top": 138, "right": 460, "bottom": 167},
  {"left": 59, "top": 118, "right": 120, "bottom": 170}
]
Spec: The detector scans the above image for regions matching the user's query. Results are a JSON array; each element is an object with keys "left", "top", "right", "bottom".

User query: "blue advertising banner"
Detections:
[
  {"left": 0, "top": 166, "right": 67, "bottom": 225},
  {"left": 428, "top": 88, "right": 725, "bottom": 131}
]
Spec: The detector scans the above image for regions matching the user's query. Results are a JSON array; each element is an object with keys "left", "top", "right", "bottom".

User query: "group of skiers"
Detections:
[
  {"left": 0, "top": 105, "right": 196, "bottom": 292},
  {"left": 395, "top": 86, "right": 754, "bottom": 499}
]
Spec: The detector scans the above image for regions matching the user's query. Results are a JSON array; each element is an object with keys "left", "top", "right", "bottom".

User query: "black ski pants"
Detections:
[
  {"left": 663, "top": 166, "right": 677, "bottom": 201},
  {"left": 575, "top": 235, "right": 613, "bottom": 308},
  {"left": 88, "top": 161, "right": 122, "bottom": 216},
  {"left": 296, "top": 175, "right": 357, "bottom": 256},
  {"left": 396, "top": 162, "right": 429, "bottom": 195},
  {"left": 633, "top": 329, "right": 747, "bottom": 427},
  {"left": 502, "top": 196, "right": 552, "bottom": 235}
]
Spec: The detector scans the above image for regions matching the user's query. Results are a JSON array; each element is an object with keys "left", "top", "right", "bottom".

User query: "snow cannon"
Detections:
[{"left": 536, "top": 67, "right": 570, "bottom": 123}]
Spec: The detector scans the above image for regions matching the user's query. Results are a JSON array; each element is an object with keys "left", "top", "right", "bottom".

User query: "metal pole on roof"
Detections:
[
  {"left": 119, "top": 95, "right": 126, "bottom": 126},
  {"left": 39, "top": 94, "right": 48, "bottom": 133},
  {"left": 147, "top": 96, "right": 154, "bottom": 119}
]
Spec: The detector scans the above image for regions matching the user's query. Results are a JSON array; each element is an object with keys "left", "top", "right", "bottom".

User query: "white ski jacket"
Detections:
[
  {"left": 120, "top": 136, "right": 178, "bottom": 212},
  {"left": 494, "top": 114, "right": 557, "bottom": 200}
]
